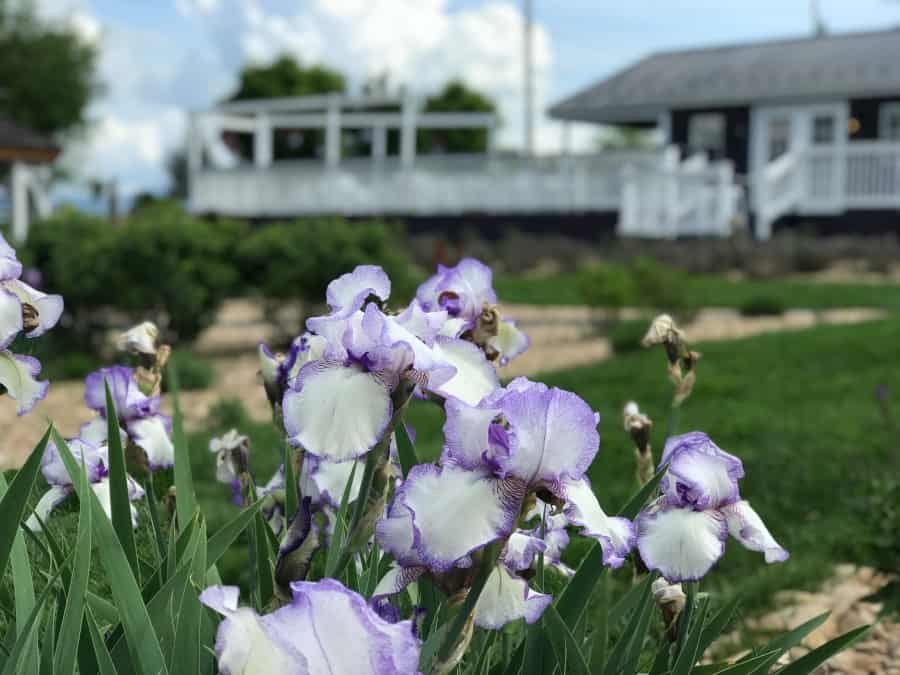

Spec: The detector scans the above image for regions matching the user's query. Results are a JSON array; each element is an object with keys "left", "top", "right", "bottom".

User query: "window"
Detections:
[
  {"left": 879, "top": 102, "right": 900, "bottom": 140},
  {"left": 811, "top": 115, "right": 836, "bottom": 145},
  {"left": 687, "top": 113, "right": 726, "bottom": 157},
  {"left": 767, "top": 116, "right": 791, "bottom": 161}
]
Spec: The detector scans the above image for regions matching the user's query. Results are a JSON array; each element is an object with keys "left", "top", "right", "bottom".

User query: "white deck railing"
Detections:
[
  {"left": 189, "top": 151, "right": 665, "bottom": 217},
  {"left": 755, "top": 140, "right": 900, "bottom": 238},
  {"left": 618, "top": 148, "right": 740, "bottom": 238}
]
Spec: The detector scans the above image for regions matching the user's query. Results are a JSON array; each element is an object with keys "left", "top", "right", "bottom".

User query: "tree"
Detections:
[
  {"left": 0, "top": 0, "right": 99, "bottom": 135},
  {"left": 230, "top": 54, "right": 346, "bottom": 101},
  {"left": 228, "top": 54, "right": 346, "bottom": 161},
  {"left": 418, "top": 80, "right": 497, "bottom": 154}
]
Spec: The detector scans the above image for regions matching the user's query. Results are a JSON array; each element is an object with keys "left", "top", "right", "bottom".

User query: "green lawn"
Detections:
[
  {"left": 188, "top": 315, "right": 900, "bottom": 615},
  {"left": 495, "top": 272, "right": 900, "bottom": 310}
]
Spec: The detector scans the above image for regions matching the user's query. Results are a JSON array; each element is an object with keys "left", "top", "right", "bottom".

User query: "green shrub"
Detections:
[
  {"left": 739, "top": 295, "right": 786, "bottom": 317},
  {"left": 23, "top": 203, "right": 242, "bottom": 350},
  {"left": 577, "top": 262, "right": 636, "bottom": 308},
  {"left": 162, "top": 351, "right": 217, "bottom": 391},
  {"left": 578, "top": 257, "right": 686, "bottom": 310},
  {"left": 607, "top": 318, "right": 649, "bottom": 354},
  {"left": 236, "top": 218, "right": 418, "bottom": 337}
]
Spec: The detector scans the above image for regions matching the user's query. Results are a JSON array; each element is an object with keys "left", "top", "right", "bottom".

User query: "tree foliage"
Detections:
[
  {"left": 228, "top": 54, "right": 346, "bottom": 160},
  {"left": 419, "top": 79, "right": 496, "bottom": 154},
  {"left": 0, "top": 0, "right": 99, "bottom": 134}
]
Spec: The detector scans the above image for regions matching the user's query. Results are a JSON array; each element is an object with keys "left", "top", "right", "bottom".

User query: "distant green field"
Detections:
[
  {"left": 189, "top": 315, "right": 900, "bottom": 615},
  {"left": 495, "top": 272, "right": 899, "bottom": 310}
]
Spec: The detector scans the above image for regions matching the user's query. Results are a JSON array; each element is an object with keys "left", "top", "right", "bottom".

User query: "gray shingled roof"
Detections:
[
  {"left": 550, "top": 27, "right": 900, "bottom": 124},
  {"left": 0, "top": 119, "right": 58, "bottom": 152}
]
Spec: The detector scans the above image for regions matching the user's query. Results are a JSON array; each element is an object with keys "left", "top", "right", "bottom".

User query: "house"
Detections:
[
  {"left": 0, "top": 119, "right": 58, "bottom": 242},
  {"left": 187, "top": 92, "right": 685, "bottom": 239},
  {"left": 550, "top": 26, "right": 900, "bottom": 239}
]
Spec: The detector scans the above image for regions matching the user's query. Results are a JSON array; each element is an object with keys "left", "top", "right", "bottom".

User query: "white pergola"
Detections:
[
  {"left": 0, "top": 120, "right": 58, "bottom": 243},
  {"left": 187, "top": 93, "right": 499, "bottom": 173}
]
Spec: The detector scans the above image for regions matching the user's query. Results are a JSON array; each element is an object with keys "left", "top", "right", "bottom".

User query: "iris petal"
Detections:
[{"left": 636, "top": 501, "right": 728, "bottom": 582}]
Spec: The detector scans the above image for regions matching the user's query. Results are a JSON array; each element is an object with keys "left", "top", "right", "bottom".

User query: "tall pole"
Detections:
[{"left": 523, "top": 0, "right": 534, "bottom": 157}]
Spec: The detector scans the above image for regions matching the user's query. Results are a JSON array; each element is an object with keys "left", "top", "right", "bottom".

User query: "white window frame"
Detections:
[{"left": 878, "top": 102, "right": 900, "bottom": 140}]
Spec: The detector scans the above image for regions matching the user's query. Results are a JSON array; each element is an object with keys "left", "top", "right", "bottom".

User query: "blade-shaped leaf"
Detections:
[
  {"left": 618, "top": 464, "right": 667, "bottom": 520},
  {"left": 324, "top": 460, "right": 358, "bottom": 578},
  {"left": 51, "top": 429, "right": 169, "bottom": 675},
  {"left": 773, "top": 625, "right": 869, "bottom": 675},
  {"left": 603, "top": 575, "right": 654, "bottom": 675},
  {"left": 283, "top": 444, "right": 298, "bottom": 524},
  {"left": 85, "top": 608, "right": 118, "bottom": 675},
  {"left": 104, "top": 379, "right": 139, "bottom": 579},
  {"left": 0, "top": 545, "right": 73, "bottom": 675},
  {"left": 167, "top": 363, "right": 197, "bottom": 530},
  {"left": 691, "top": 651, "right": 782, "bottom": 675},
  {"left": 53, "top": 449, "right": 93, "bottom": 675},
  {"left": 171, "top": 517, "right": 207, "bottom": 674},
  {"left": 395, "top": 424, "right": 418, "bottom": 479},
  {"left": 205, "top": 500, "right": 263, "bottom": 569},
  {"left": 542, "top": 604, "right": 590, "bottom": 675},
  {"left": 0, "top": 429, "right": 50, "bottom": 576},
  {"left": 742, "top": 611, "right": 831, "bottom": 675},
  {"left": 672, "top": 595, "right": 710, "bottom": 675}
]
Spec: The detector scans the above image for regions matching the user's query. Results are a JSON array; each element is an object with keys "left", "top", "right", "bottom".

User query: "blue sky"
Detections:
[{"left": 37, "top": 0, "right": 900, "bottom": 198}]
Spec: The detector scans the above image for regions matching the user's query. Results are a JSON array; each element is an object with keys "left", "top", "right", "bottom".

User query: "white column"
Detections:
[
  {"left": 254, "top": 113, "right": 273, "bottom": 168},
  {"left": 657, "top": 111, "right": 672, "bottom": 146},
  {"left": 10, "top": 161, "right": 29, "bottom": 243},
  {"left": 371, "top": 124, "right": 387, "bottom": 161},
  {"left": 561, "top": 122, "right": 571, "bottom": 156},
  {"left": 325, "top": 95, "right": 341, "bottom": 169},
  {"left": 400, "top": 96, "right": 417, "bottom": 169}
]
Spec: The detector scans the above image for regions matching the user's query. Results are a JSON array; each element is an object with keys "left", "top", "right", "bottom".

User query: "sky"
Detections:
[{"left": 31, "top": 0, "right": 900, "bottom": 199}]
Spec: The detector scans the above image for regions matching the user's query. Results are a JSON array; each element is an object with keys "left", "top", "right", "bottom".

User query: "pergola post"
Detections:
[
  {"left": 371, "top": 124, "right": 387, "bottom": 162},
  {"left": 10, "top": 161, "right": 29, "bottom": 243},
  {"left": 325, "top": 95, "right": 341, "bottom": 168},
  {"left": 254, "top": 113, "right": 273, "bottom": 168},
  {"left": 400, "top": 96, "right": 417, "bottom": 169}
]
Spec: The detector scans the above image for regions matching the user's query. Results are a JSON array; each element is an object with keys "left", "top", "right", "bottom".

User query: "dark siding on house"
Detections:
[
  {"left": 670, "top": 107, "right": 750, "bottom": 175},
  {"left": 849, "top": 97, "right": 900, "bottom": 139}
]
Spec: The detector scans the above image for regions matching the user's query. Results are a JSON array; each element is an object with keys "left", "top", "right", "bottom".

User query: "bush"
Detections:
[
  {"left": 739, "top": 295, "right": 786, "bottom": 317},
  {"left": 607, "top": 318, "right": 649, "bottom": 354},
  {"left": 23, "top": 203, "right": 242, "bottom": 350},
  {"left": 579, "top": 257, "right": 686, "bottom": 310},
  {"left": 236, "top": 218, "right": 418, "bottom": 338},
  {"left": 578, "top": 262, "right": 636, "bottom": 308},
  {"left": 162, "top": 351, "right": 217, "bottom": 391}
]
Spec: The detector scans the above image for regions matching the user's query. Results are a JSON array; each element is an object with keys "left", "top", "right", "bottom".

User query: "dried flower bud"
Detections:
[
  {"left": 652, "top": 578, "right": 687, "bottom": 641},
  {"left": 117, "top": 321, "right": 159, "bottom": 356},
  {"left": 624, "top": 401, "right": 654, "bottom": 484},
  {"left": 21, "top": 303, "right": 39, "bottom": 332},
  {"left": 641, "top": 314, "right": 683, "bottom": 350}
]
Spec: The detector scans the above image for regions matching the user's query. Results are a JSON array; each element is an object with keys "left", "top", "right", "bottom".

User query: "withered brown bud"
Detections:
[
  {"left": 653, "top": 578, "right": 687, "bottom": 642},
  {"left": 21, "top": 303, "right": 39, "bottom": 332}
]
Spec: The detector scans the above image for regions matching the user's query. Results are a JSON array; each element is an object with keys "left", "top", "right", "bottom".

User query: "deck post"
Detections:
[
  {"left": 372, "top": 124, "right": 387, "bottom": 162},
  {"left": 254, "top": 113, "right": 273, "bottom": 168},
  {"left": 400, "top": 96, "right": 417, "bottom": 169},
  {"left": 325, "top": 94, "right": 341, "bottom": 168},
  {"left": 10, "top": 161, "right": 29, "bottom": 243}
]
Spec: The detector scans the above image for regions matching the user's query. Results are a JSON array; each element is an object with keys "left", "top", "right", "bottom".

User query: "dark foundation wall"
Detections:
[
  {"left": 670, "top": 107, "right": 750, "bottom": 175},
  {"left": 849, "top": 97, "right": 900, "bottom": 140},
  {"left": 773, "top": 210, "right": 900, "bottom": 237}
]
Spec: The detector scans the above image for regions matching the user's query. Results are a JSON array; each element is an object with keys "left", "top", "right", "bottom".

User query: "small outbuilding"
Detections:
[{"left": 1, "top": 119, "right": 59, "bottom": 242}]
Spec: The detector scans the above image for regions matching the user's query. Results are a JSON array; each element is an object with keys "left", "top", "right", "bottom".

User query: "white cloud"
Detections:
[{"left": 178, "top": 0, "right": 570, "bottom": 152}]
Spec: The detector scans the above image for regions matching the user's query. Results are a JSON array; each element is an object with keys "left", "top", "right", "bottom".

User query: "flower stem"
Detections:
[{"left": 675, "top": 581, "right": 697, "bottom": 660}]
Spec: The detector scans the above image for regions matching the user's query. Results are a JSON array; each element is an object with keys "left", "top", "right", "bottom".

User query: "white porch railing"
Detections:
[
  {"left": 755, "top": 140, "right": 900, "bottom": 238},
  {"left": 618, "top": 147, "right": 740, "bottom": 238},
  {"left": 190, "top": 151, "right": 665, "bottom": 217}
]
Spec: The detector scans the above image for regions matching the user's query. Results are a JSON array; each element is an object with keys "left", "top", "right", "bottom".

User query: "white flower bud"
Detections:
[
  {"left": 117, "top": 321, "right": 159, "bottom": 356},
  {"left": 641, "top": 314, "right": 683, "bottom": 348}
]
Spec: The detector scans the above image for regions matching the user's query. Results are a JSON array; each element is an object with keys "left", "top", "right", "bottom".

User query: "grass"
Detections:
[
  {"left": 183, "top": 315, "right": 900, "bottom": 617},
  {"left": 496, "top": 271, "right": 900, "bottom": 310}
]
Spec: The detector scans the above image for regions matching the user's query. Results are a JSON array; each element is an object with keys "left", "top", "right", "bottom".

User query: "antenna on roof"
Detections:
[{"left": 810, "top": 0, "right": 828, "bottom": 37}]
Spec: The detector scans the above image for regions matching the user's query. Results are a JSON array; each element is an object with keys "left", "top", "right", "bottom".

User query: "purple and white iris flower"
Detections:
[
  {"left": 27, "top": 436, "right": 144, "bottom": 531},
  {"left": 417, "top": 258, "right": 529, "bottom": 366},
  {"left": 210, "top": 429, "right": 249, "bottom": 505},
  {"left": 0, "top": 233, "right": 62, "bottom": 415},
  {"left": 200, "top": 579, "right": 420, "bottom": 675},
  {"left": 82, "top": 365, "right": 175, "bottom": 470},
  {"left": 373, "top": 378, "right": 632, "bottom": 629},
  {"left": 256, "top": 464, "right": 287, "bottom": 535},
  {"left": 635, "top": 432, "right": 789, "bottom": 582},
  {"left": 282, "top": 265, "right": 498, "bottom": 463}
]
